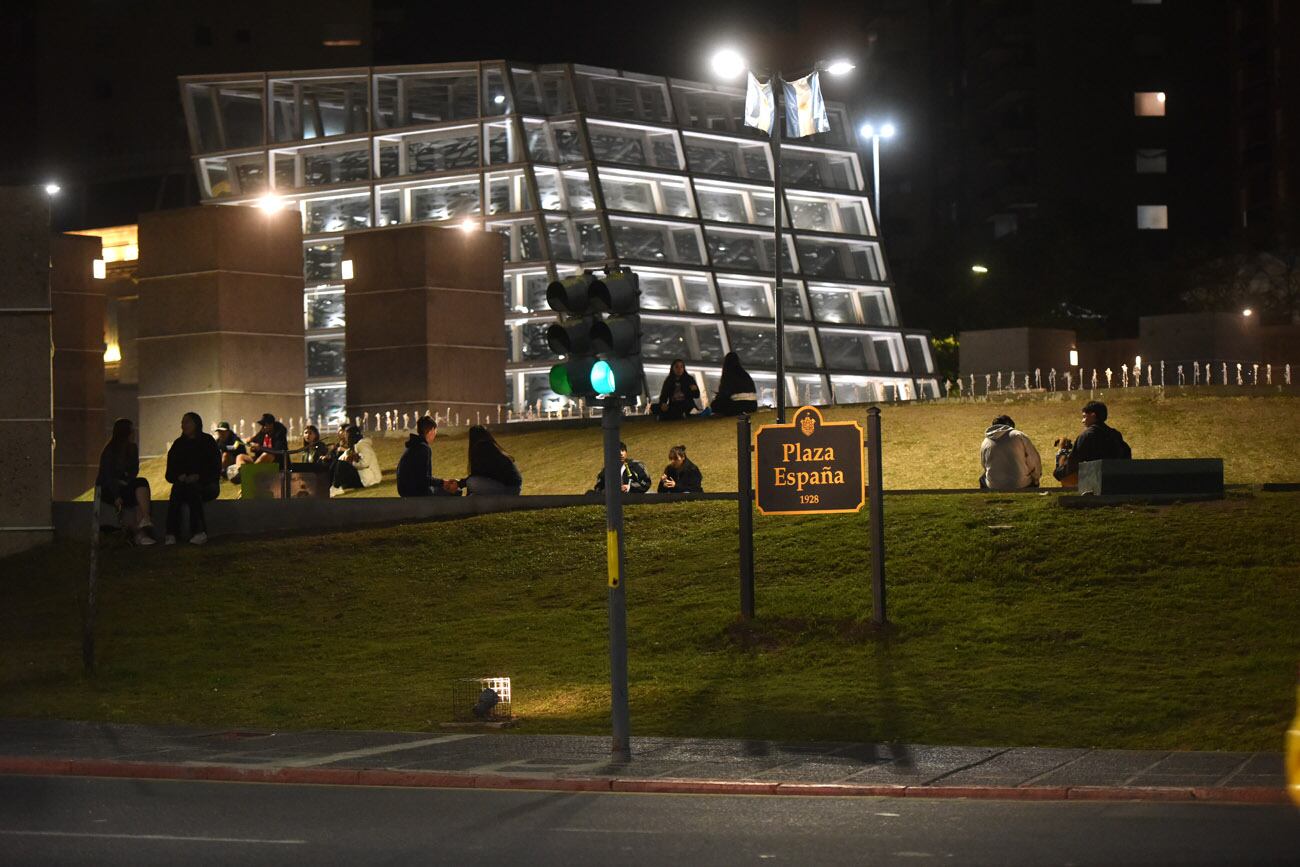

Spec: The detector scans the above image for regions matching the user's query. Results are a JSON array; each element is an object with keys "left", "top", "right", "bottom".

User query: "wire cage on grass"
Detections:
[{"left": 451, "top": 677, "right": 512, "bottom": 722}]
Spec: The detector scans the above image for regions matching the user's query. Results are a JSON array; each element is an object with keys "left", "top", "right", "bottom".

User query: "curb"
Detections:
[{"left": 0, "top": 757, "right": 1286, "bottom": 805}]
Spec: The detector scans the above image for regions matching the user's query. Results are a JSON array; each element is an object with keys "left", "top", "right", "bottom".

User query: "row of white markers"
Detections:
[{"left": 948, "top": 362, "right": 1293, "bottom": 397}]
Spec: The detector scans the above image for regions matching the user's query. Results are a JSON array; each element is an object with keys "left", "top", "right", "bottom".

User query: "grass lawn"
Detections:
[
  {"left": 4, "top": 491, "right": 1298, "bottom": 751},
  {"left": 107, "top": 389, "right": 1300, "bottom": 502}
]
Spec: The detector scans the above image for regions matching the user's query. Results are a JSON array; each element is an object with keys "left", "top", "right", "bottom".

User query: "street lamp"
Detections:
[
  {"left": 710, "top": 48, "right": 854, "bottom": 423},
  {"left": 971, "top": 264, "right": 989, "bottom": 274},
  {"left": 43, "top": 182, "right": 61, "bottom": 197},
  {"left": 859, "top": 122, "right": 897, "bottom": 227}
]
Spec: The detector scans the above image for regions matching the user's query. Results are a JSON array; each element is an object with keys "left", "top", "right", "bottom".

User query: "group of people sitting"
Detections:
[
  {"left": 978, "top": 400, "right": 1133, "bottom": 491},
  {"left": 653, "top": 352, "right": 758, "bottom": 421},
  {"left": 214, "top": 414, "right": 382, "bottom": 495},
  {"left": 591, "top": 442, "right": 704, "bottom": 495}
]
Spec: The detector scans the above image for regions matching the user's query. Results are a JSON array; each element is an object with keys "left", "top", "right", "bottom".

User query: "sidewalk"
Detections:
[{"left": 0, "top": 719, "right": 1285, "bottom": 804}]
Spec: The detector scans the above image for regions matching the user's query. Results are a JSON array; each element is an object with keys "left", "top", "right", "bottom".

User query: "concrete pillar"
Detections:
[
  {"left": 51, "top": 233, "right": 106, "bottom": 500},
  {"left": 0, "top": 187, "right": 54, "bottom": 556},
  {"left": 343, "top": 225, "right": 506, "bottom": 423},
  {"left": 136, "top": 206, "right": 304, "bottom": 456}
]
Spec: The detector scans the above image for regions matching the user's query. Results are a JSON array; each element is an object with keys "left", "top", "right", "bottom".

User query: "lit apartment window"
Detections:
[
  {"left": 1134, "top": 91, "right": 1166, "bottom": 116},
  {"left": 1137, "top": 205, "right": 1168, "bottom": 230},
  {"left": 1136, "top": 148, "right": 1167, "bottom": 173}
]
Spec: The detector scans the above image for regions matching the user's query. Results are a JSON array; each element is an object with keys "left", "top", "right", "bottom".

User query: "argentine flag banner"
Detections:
[
  {"left": 744, "top": 72, "right": 775, "bottom": 133},
  {"left": 783, "top": 71, "right": 831, "bottom": 138}
]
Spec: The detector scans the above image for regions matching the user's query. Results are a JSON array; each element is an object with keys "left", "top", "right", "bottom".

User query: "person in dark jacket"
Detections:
[
  {"left": 96, "top": 417, "right": 156, "bottom": 545},
  {"left": 239, "top": 413, "right": 289, "bottom": 469},
  {"left": 396, "top": 416, "right": 459, "bottom": 497},
  {"left": 461, "top": 425, "right": 523, "bottom": 495},
  {"left": 655, "top": 359, "right": 701, "bottom": 420},
  {"left": 164, "top": 411, "right": 221, "bottom": 545},
  {"left": 657, "top": 444, "right": 704, "bottom": 494},
  {"left": 1053, "top": 400, "right": 1132, "bottom": 482},
  {"left": 593, "top": 442, "right": 652, "bottom": 493},
  {"left": 711, "top": 351, "right": 758, "bottom": 416}
]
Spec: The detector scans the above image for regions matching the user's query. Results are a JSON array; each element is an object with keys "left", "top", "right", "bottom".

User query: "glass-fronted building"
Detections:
[{"left": 179, "top": 61, "right": 937, "bottom": 420}]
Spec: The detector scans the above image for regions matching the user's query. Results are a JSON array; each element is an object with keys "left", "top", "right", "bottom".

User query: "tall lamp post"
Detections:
[
  {"left": 858, "top": 122, "right": 896, "bottom": 228},
  {"left": 712, "top": 49, "right": 854, "bottom": 424}
]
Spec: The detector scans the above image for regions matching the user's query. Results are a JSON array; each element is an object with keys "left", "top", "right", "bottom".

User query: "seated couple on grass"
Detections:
[
  {"left": 979, "top": 401, "right": 1132, "bottom": 491},
  {"left": 653, "top": 353, "right": 759, "bottom": 421},
  {"left": 397, "top": 417, "right": 522, "bottom": 497},
  {"left": 590, "top": 442, "right": 703, "bottom": 494}
]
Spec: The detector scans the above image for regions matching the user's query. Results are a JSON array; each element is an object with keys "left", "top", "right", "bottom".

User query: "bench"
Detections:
[{"left": 1077, "top": 458, "right": 1224, "bottom": 498}]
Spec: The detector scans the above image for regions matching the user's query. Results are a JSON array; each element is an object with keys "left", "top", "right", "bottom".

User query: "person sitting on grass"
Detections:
[
  {"left": 213, "top": 421, "right": 246, "bottom": 482},
  {"left": 297, "top": 425, "right": 331, "bottom": 465},
  {"left": 1053, "top": 400, "right": 1132, "bottom": 483},
  {"left": 657, "top": 444, "right": 704, "bottom": 494},
  {"left": 96, "top": 417, "right": 156, "bottom": 546},
  {"left": 593, "top": 442, "right": 651, "bottom": 494},
  {"left": 711, "top": 351, "right": 758, "bottom": 416},
  {"left": 236, "top": 413, "right": 289, "bottom": 472},
  {"left": 163, "top": 411, "right": 221, "bottom": 546},
  {"left": 330, "top": 425, "right": 381, "bottom": 495},
  {"left": 979, "top": 414, "right": 1042, "bottom": 491},
  {"left": 461, "top": 425, "right": 523, "bottom": 496},
  {"left": 397, "top": 416, "right": 459, "bottom": 497},
  {"left": 654, "top": 358, "right": 701, "bottom": 420}
]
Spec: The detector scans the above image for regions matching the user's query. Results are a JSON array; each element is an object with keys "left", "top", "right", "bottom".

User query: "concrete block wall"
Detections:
[
  {"left": 135, "top": 206, "right": 304, "bottom": 456},
  {"left": 344, "top": 225, "right": 506, "bottom": 422},
  {"left": 50, "top": 233, "right": 106, "bottom": 500},
  {"left": 0, "top": 187, "right": 54, "bottom": 556}
]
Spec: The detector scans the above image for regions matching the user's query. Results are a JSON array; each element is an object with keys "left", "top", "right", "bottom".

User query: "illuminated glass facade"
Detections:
[{"left": 180, "top": 62, "right": 937, "bottom": 420}]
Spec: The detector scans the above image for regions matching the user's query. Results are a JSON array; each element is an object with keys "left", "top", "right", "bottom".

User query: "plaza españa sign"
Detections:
[{"left": 755, "top": 406, "right": 865, "bottom": 515}]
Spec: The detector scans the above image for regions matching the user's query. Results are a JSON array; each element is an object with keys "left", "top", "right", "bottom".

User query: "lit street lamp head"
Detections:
[
  {"left": 824, "top": 59, "right": 855, "bottom": 76},
  {"left": 711, "top": 48, "right": 747, "bottom": 80},
  {"left": 880, "top": 123, "right": 897, "bottom": 138},
  {"left": 971, "top": 264, "right": 989, "bottom": 274},
  {"left": 860, "top": 123, "right": 875, "bottom": 139},
  {"left": 44, "top": 182, "right": 61, "bottom": 196},
  {"left": 256, "top": 193, "right": 286, "bottom": 211}
]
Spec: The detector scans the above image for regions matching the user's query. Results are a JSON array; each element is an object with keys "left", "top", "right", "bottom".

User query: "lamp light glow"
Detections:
[
  {"left": 825, "top": 59, "right": 855, "bottom": 76},
  {"left": 92, "top": 259, "right": 106, "bottom": 280},
  {"left": 1156, "top": 91, "right": 1166, "bottom": 103},
  {"left": 880, "top": 122, "right": 897, "bottom": 138},
  {"left": 341, "top": 259, "right": 354, "bottom": 280},
  {"left": 859, "top": 123, "right": 875, "bottom": 138},
  {"left": 1069, "top": 349, "right": 1079, "bottom": 367},
  {"left": 971, "top": 264, "right": 989, "bottom": 274},
  {"left": 44, "top": 182, "right": 61, "bottom": 196},
  {"left": 1135, "top": 355, "right": 1142, "bottom": 370},
  {"left": 1242, "top": 307, "right": 1253, "bottom": 317},
  {"left": 493, "top": 94, "right": 506, "bottom": 105},
  {"left": 256, "top": 193, "right": 286, "bottom": 211},
  {"left": 460, "top": 218, "right": 477, "bottom": 232},
  {"left": 103, "top": 343, "right": 121, "bottom": 364},
  {"left": 711, "top": 48, "right": 747, "bottom": 80}
]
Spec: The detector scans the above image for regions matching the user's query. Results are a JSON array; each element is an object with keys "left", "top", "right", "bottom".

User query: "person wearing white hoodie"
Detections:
[{"left": 979, "top": 415, "right": 1042, "bottom": 491}]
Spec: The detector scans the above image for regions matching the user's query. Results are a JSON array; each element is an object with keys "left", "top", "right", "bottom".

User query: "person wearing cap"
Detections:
[
  {"left": 592, "top": 442, "right": 651, "bottom": 494},
  {"left": 213, "top": 421, "right": 247, "bottom": 481},
  {"left": 240, "top": 412, "right": 290, "bottom": 469},
  {"left": 1053, "top": 400, "right": 1132, "bottom": 482},
  {"left": 330, "top": 424, "right": 381, "bottom": 495}
]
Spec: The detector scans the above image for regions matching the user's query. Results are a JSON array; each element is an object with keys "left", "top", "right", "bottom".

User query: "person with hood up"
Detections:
[
  {"left": 979, "top": 414, "right": 1042, "bottom": 491},
  {"left": 96, "top": 417, "right": 156, "bottom": 546},
  {"left": 655, "top": 358, "right": 701, "bottom": 420},
  {"left": 592, "top": 442, "right": 651, "bottom": 494},
  {"left": 329, "top": 424, "right": 381, "bottom": 494},
  {"left": 711, "top": 352, "right": 758, "bottom": 416},
  {"left": 163, "top": 411, "right": 221, "bottom": 545},
  {"left": 1053, "top": 400, "right": 1132, "bottom": 482},
  {"left": 461, "top": 425, "right": 523, "bottom": 495},
  {"left": 397, "top": 416, "right": 459, "bottom": 496},
  {"left": 657, "top": 444, "right": 704, "bottom": 494}
]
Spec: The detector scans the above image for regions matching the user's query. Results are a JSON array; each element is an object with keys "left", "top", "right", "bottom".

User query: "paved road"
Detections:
[{"left": 1, "top": 775, "right": 1296, "bottom": 866}]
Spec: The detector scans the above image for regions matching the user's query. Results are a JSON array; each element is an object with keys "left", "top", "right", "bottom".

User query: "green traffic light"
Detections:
[
  {"left": 590, "top": 360, "right": 616, "bottom": 395},
  {"left": 550, "top": 364, "right": 573, "bottom": 395}
]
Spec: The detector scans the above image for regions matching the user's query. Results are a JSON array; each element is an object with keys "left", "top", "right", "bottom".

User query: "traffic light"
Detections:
[
  {"left": 590, "top": 269, "right": 642, "bottom": 399},
  {"left": 545, "top": 269, "right": 642, "bottom": 401},
  {"left": 546, "top": 274, "right": 601, "bottom": 399}
]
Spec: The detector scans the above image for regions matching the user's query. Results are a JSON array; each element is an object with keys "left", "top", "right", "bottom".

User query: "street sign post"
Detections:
[
  {"left": 752, "top": 405, "right": 887, "bottom": 625},
  {"left": 755, "top": 406, "right": 865, "bottom": 515}
]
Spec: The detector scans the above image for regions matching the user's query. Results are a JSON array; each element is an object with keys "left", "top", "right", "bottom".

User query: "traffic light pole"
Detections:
[
  {"left": 601, "top": 397, "right": 631, "bottom": 759},
  {"left": 772, "top": 71, "right": 786, "bottom": 424}
]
